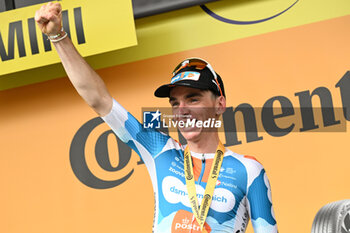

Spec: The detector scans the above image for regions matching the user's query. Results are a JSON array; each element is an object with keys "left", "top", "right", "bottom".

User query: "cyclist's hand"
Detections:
[{"left": 35, "top": 2, "right": 62, "bottom": 36}]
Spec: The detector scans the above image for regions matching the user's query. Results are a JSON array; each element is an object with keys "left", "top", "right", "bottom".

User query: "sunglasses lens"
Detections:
[{"left": 172, "top": 59, "right": 208, "bottom": 74}]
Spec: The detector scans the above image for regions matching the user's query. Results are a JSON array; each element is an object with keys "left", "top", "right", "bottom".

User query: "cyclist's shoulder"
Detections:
[
  {"left": 154, "top": 137, "right": 185, "bottom": 158},
  {"left": 224, "top": 148, "right": 264, "bottom": 171}
]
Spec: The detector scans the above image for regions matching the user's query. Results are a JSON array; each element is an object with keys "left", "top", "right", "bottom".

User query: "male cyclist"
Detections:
[{"left": 35, "top": 2, "right": 278, "bottom": 232}]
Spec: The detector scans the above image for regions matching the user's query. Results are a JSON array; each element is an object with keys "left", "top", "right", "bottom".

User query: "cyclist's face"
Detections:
[{"left": 169, "top": 86, "right": 225, "bottom": 141}]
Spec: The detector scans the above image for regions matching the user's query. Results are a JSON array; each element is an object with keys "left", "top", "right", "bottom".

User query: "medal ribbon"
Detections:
[{"left": 184, "top": 141, "right": 225, "bottom": 230}]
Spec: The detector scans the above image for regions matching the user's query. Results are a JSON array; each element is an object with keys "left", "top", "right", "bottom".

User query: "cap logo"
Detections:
[{"left": 171, "top": 71, "right": 200, "bottom": 84}]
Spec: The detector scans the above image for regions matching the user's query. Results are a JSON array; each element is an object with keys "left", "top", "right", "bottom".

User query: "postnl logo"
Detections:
[
  {"left": 171, "top": 209, "right": 211, "bottom": 233},
  {"left": 201, "top": 0, "right": 299, "bottom": 25}
]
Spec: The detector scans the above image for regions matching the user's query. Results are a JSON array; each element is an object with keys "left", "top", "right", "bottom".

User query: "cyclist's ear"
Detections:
[{"left": 215, "top": 95, "right": 226, "bottom": 116}]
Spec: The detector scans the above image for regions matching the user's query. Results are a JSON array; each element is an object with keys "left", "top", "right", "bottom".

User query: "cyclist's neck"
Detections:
[{"left": 187, "top": 133, "right": 220, "bottom": 154}]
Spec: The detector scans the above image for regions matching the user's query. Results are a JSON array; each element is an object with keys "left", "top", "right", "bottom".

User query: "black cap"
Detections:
[{"left": 154, "top": 65, "right": 226, "bottom": 98}]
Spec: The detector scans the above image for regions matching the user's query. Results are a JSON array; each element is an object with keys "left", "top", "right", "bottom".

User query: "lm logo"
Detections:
[{"left": 143, "top": 110, "right": 161, "bottom": 129}]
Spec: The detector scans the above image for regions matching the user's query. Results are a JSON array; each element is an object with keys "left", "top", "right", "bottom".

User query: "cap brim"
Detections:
[{"left": 154, "top": 81, "right": 211, "bottom": 98}]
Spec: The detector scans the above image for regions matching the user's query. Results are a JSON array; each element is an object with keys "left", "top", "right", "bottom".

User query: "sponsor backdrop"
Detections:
[
  {"left": 1, "top": 0, "right": 350, "bottom": 90},
  {"left": 1, "top": 0, "right": 350, "bottom": 233}
]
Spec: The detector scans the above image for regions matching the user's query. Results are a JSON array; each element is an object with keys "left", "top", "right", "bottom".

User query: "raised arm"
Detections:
[{"left": 35, "top": 2, "right": 112, "bottom": 116}]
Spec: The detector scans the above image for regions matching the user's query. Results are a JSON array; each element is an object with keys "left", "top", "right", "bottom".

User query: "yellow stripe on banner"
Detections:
[
  {"left": 1, "top": 0, "right": 350, "bottom": 90},
  {"left": 0, "top": 0, "right": 137, "bottom": 77}
]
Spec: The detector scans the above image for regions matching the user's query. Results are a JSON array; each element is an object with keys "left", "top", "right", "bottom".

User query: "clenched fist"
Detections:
[{"left": 35, "top": 2, "right": 62, "bottom": 36}]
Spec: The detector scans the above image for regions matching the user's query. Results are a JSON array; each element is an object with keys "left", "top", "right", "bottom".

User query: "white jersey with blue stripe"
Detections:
[{"left": 102, "top": 99, "right": 278, "bottom": 233}]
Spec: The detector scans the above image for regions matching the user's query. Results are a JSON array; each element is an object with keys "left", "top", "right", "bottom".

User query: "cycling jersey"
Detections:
[{"left": 102, "top": 99, "right": 278, "bottom": 233}]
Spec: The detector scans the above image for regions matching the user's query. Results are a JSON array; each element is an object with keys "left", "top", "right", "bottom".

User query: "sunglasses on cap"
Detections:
[{"left": 172, "top": 58, "right": 224, "bottom": 97}]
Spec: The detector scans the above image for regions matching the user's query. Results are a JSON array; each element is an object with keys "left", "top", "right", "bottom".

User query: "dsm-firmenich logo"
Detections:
[{"left": 143, "top": 110, "right": 161, "bottom": 128}]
